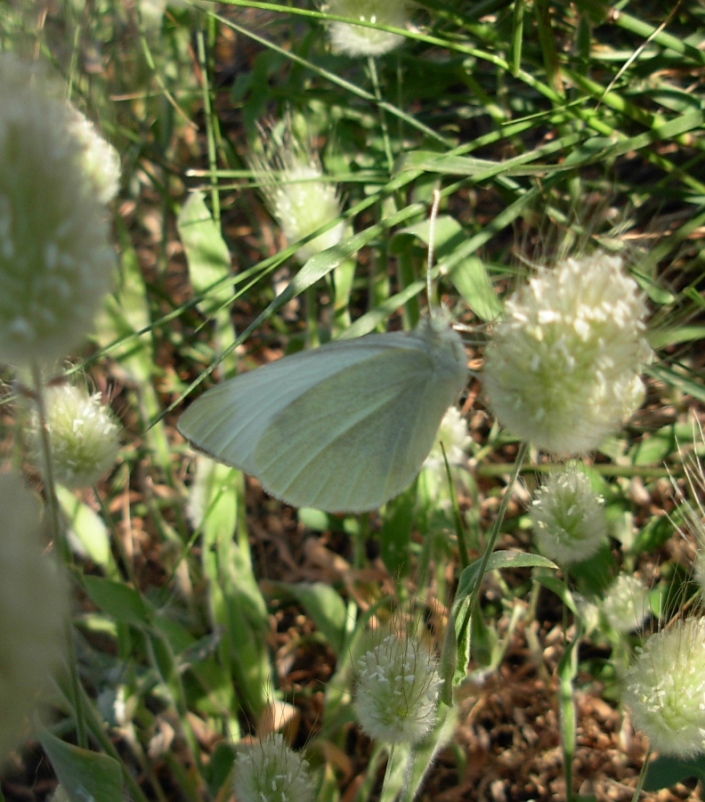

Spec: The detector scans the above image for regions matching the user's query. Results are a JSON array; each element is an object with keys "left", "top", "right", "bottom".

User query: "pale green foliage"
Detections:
[
  {"left": 31, "top": 384, "right": 121, "bottom": 488},
  {"left": 623, "top": 618, "right": 705, "bottom": 758},
  {"left": 0, "top": 473, "right": 68, "bottom": 760},
  {"left": 483, "top": 253, "right": 652, "bottom": 454},
  {"left": 530, "top": 465, "right": 607, "bottom": 565},
  {"left": 322, "top": 0, "right": 410, "bottom": 57},
  {"left": 355, "top": 632, "right": 441, "bottom": 745},
  {"left": 233, "top": 734, "right": 315, "bottom": 802},
  {"left": 0, "top": 55, "right": 116, "bottom": 366}
]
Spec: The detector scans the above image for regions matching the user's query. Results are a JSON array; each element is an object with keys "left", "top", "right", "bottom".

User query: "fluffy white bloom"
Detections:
[
  {"left": 248, "top": 120, "right": 344, "bottom": 264},
  {"left": 31, "top": 384, "right": 120, "bottom": 488},
  {"left": 0, "top": 473, "right": 68, "bottom": 759},
  {"left": 423, "top": 407, "right": 470, "bottom": 474},
  {"left": 355, "top": 632, "right": 441, "bottom": 745},
  {"left": 0, "top": 55, "right": 116, "bottom": 366},
  {"left": 322, "top": 0, "right": 410, "bottom": 57},
  {"left": 623, "top": 618, "right": 705, "bottom": 758},
  {"left": 233, "top": 734, "right": 315, "bottom": 802},
  {"left": 483, "top": 253, "right": 652, "bottom": 454},
  {"left": 601, "top": 574, "right": 650, "bottom": 633},
  {"left": 65, "top": 107, "right": 121, "bottom": 204},
  {"left": 530, "top": 465, "right": 607, "bottom": 565}
]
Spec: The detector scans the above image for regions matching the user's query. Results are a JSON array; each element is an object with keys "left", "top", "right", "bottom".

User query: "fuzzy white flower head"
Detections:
[
  {"left": 0, "top": 55, "right": 116, "bottom": 367},
  {"left": 31, "top": 384, "right": 120, "bottom": 488},
  {"left": 355, "top": 632, "right": 441, "bottom": 745},
  {"left": 248, "top": 120, "right": 344, "bottom": 265},
  {"left": 483, "top": 252, "right": 652, "bottom": 454},
  {"left": 233, "top": 733, "right": 315, "bottom": 802},
  {"left": 601, "top": 574, "right": 650, "bottom": 633},
  {"left": 65, "top": 107, "right": 121, "bottom": 204},
  {"left": 322, "top": 0, "right": 411, "bottom": 57},
  {"left": 423, "top": 407, "right": 470, "bottom": 474},
  {"left": 530, "top": 465, "right": 607, "bottom": 565},
  {"left": 0, "top": 473, "right": 68, "bottom": 760},
  {"left": 622, "top": 617, "right": 705, "bottom": 758}
]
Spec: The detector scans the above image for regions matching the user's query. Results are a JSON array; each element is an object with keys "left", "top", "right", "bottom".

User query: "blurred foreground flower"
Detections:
[
  {"left": 321, "top": 0, "right": 411, "bottom": 57},
  {"left": 233, "top": 733, "right": 315, "bottom": 802},
  {"left": 66, "top": 107, "right": 121, "bottom": 204},
  {"left": 483, "top": 252, "right": 652, "bottom": 454},
  {"left": 248, "top": 120, "right": 344, "bottom": 264},
  {"left": 355, "top": 631, "right": 441, "bottom": 745},
  {"left": 623, "top": 617, "right": 705, "bottom": 758},
  {"left": 0, "top": 55, "right": 117, "bottom": 367},
  {"left": 30, "top": 384, "right": 121, "bottom": 488},
  {"left": 0, "top": 473, "right": 68, "bottom": 760},
  {"left": 530, "top": 464, "right": 606, "bottom": 565}
]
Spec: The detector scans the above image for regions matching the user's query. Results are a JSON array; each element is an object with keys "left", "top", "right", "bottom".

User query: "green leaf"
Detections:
[
  {"left": 178, "top": 191, "right": 232, "bottom": 311},
  {"left": 82, "top": 576, "right": 153, "bottom": 627},
  {"left": 448, "top": 255, "right": 502, "bottom": 321},
  {"left": 648, "top": 325, "right": 705, "bottom": 349},
  {"left": 40, "top": 731, "right": 123, "bottom": 802},
  {"left": 57, "top": 486, "right": 115, "bottom": 574},
  {"left": 644, "top": 753, "right": 705, "bottom": 791},
  {"left": 441, "top": 551, "right": 558, "bottom": 699},
  {"left": 379, "top": 486, "right": 416, "bottom": 578},
  {"left": 272, "top": 582, "right": 348, "bottom": 656},
  {"left": 390, "top": 215, "right": 465, "bottom": 257},
  {"left": 390, "top": 216, "right": 502, "bottom": 321},
  {"left": 454, "top": 550, "right": 557, "bottom": 604},
  {"left": 630, "top": 425, "right": 677, "bottom": 466},
  {"left": 646, "top": 363, "right": 705, "bottom": 404}
]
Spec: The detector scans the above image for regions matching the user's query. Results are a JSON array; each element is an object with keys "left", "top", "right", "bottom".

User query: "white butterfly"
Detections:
[{"left": 178, "top": 310, "right": 468, "bottom": 513}]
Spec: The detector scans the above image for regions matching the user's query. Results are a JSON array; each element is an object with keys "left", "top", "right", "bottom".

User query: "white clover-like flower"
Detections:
[
  {"left": 322, "top": 0, "right": 411, "bottom": 57},
  {"left": 233, "top": 734, "right": 315, "bottom": 802},
  {"left": 31, "top": 384, "right": 121, "bottom": 488},
  {"left": 0, "top": 473, "right": 68, "bottom": 759},
  {"left": 601, "top": 574, "right": 650, "bottom": 633},
  {"left": 65, "top": 106, "right": 121, "bottom": 204},
  {"left": 248, "top": 120, "right": 344, "bottom": 265},
  {"left": 622, "top": 617, "right": 705, "bottom": 758},
  {"left": 530, "top": 465, "right": 606, "bottom": 565},
  {"left": 0, "top": 55, "right": 116, "bottom": 367},
  {"left": 423, "top": 407, "right": 470, "bottom": 474},
  {"left": 483, "top": 252, "right": 652, "bottom": 455},
  {"left": 355, "top": 632, "right": 441, "bottom": 745}
]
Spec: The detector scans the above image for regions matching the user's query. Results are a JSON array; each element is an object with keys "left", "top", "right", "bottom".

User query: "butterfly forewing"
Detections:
[{"left": 178, "top": 318, "right": 468, "bottom": 512}]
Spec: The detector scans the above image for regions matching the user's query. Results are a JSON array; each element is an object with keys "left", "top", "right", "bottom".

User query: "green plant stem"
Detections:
[
  {"left": 196, "top": 29, "right": 221, "bottom": 225},
  {"left": 367, "top": 56, "right": 395, "bottom": 177},
  {"left": 470, "top": 441, "right": 529, "bottom": 607},
  {"left": 631, "top": 747, "right": 651, "bottom": 802},
  {"left": 30, "top": 364, "right": 89, "bottom": 750}
]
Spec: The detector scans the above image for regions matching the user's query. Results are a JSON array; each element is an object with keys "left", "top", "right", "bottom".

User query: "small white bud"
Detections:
[
  {"left": 530, "top": 464, "right": 607, "bottom": 565},
  {"left": 355, "top": 632, "right": 441, "bottom": 745},
  {"left": 30, "top": 384, "right": 120, "bottom": 488},
  {"left": 233, "top": 734, "right": 315, "bottom": 802}
]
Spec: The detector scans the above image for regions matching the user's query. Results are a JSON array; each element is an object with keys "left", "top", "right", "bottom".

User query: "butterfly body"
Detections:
[{"left": 178, "top": 313, "right": 468, "bottom": 512}]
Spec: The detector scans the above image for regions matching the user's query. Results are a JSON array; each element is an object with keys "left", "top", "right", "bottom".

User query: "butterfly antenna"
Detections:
[{"left": 427, "top": 188, "right": 441, "bottom": 310}]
